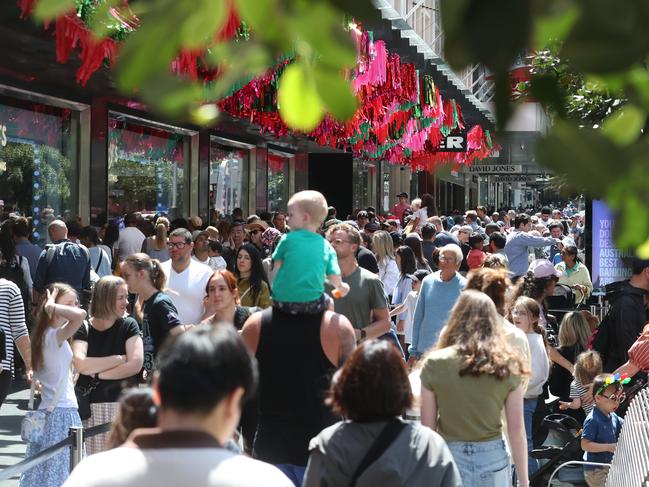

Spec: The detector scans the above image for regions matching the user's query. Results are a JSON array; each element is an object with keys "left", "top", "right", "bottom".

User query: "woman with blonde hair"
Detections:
[
  {"left": 420, "top": 290, "right": 529, "bottom": 487},
  {"left": 549, "top": 311, "right": 593, "bottom": 403},
  {"left": 372, "top": 230, "right": 400, "bottom": 299},
  {"left": 72, "top": 276, "right": 143, "bottom": 455},
  {"left": 141, "top": 216, "right": 170, "bottom": 262},
  {"left": 19, "top": 283, "right": 86, "bottom": 487}
]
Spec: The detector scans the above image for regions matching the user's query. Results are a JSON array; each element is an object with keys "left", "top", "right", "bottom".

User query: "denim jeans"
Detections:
[
  {"left": 447, "top": 438, "right": 510, "bottom": 487},
  {"left": 524, "top": 397, "right": 540, "bottom": 476}
]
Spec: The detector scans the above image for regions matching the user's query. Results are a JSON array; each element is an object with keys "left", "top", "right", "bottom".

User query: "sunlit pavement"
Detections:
[{"left": 0, "top": 381, "right": 29, "bottom": 487}]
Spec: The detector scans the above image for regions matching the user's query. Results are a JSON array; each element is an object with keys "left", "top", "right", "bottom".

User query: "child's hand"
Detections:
[
  {"left": 335, "top": 282, "right": 350, "bottom": 298},
  {"left": 559, "top": 401, "right": 570, "bottom": 410}
]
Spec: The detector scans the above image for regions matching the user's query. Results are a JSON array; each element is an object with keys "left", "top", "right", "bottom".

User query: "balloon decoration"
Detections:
[
  {"left": 17, "top": 0, "right": 241, "bottom": 86},
  {"left": 17, "top": 2, "right": 496, "bottom": 170},
  {"left": 219, "top": 28, "right": 497, "bottom": 171}
]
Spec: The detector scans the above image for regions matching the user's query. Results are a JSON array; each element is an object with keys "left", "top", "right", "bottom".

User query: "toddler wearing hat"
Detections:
[{"left": 271, "top": 191, "right": 349, "bottom": 314}]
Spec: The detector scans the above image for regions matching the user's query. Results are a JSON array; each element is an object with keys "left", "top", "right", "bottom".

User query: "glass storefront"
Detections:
[
  {"left": 107, "top": 113, "right": 189, "bottom": 222},
  {"left": 268, "top": 151, "right": 289, "bottom": 213},
  {"left": 0, "top": 95, "right": 79, "bottom": 244},
  {"left": 352, "top": 159, "right": 376, "bottom": 213},
  {"left": 210, "top": 140, "right": 248, "bottom": 219}
]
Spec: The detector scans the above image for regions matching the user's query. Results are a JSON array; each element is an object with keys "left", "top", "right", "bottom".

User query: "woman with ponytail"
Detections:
[
  {"left": 120, "top": 253, "right": 184, "bottom": 379},
  {"left": 20, "top": 283, "right": 86, "bottom": 487},
  {"left": 141, "top": 217, "right": 170, "bottom": 262}
]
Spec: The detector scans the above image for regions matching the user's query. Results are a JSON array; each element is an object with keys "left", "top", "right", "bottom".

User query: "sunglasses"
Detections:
[{"left": 600, "top": 391, "right": 626, "bottom": 403}]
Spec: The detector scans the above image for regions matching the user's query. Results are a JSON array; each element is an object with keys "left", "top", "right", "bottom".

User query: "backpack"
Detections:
[
  {"left": 0, "top": 256, "right": 31, "bottom": 323},
  {"left": 45, "top": 242, "right": 94, "bottom": 309}
]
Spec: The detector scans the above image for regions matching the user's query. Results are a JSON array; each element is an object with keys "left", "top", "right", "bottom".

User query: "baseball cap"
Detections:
[
  {"left": 364, "top": 222, "right": 380, "bottom": 232},
  {"left": 396, "top": 192, "right": 408, "bottom": 198},
  {"left": 528, "top": 259, "right": 562, "bottom": 278}
]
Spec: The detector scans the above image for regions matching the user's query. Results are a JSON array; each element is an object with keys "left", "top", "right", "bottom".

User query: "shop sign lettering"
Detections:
[{"left": 467, "top": 164, "right": 523, "bottom": 174}]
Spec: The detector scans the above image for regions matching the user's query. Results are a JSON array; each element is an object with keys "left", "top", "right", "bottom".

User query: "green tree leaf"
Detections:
[
  {"left": 601, "top": 104, "right": 645, "bottom": 146},
  {"left": 33, "top": 0, "right": 74, "bottom": 21},
  {"left": 179, "top": 0, "right": 226, "bottom": 49},
  {"left": 535, "top": 121, "right": 624, "bottom": 195},
  {"left": 533, "top": 2, "right": 580, "bottom": 48},
  {"left": 278, "top": 63, "right": 325, "bottom": 131},
  {"left": 313, "top": 67, "right": 358, "bottom": 121}
]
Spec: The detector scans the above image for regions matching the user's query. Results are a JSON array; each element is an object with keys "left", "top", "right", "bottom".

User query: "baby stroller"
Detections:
[{"left": 529, "top": 413, "right": 586, "bottom": 486}]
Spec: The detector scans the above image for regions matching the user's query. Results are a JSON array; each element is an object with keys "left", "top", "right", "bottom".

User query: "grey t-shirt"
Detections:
[
  {"left": 329, "top": 266, "right": 388, "bottom": 329},
  {"left": 303, "top": 420, "right": 462, "bottom": 487}
]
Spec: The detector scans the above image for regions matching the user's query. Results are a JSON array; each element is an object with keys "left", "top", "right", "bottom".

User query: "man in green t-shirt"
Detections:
[{"left": 326, "top": 223, "right": 390, "bottom": 342}]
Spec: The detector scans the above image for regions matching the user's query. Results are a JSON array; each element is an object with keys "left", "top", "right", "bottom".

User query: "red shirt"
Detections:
[{"left": 392, "top": 203, "right": 410, "bottom": 221}]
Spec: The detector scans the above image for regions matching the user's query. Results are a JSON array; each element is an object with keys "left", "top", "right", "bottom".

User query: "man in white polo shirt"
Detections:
[{"left": 160, "top": 228, "right": 213, "bottom": 325}]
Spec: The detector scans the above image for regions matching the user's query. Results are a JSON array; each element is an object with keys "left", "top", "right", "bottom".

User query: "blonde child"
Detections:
[
  {"left": 271, "top": 191, "right": 349, "bottom": 314},
  {"left": 560, "top": 350, "right": 602, "bottom": 415},
  {"left": 509, "top": 296, "right": 549, "bottom": 476}
]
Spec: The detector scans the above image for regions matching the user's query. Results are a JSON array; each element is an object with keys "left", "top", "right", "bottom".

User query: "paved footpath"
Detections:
[{"left": 0, "top": 381, "right": 29, "bottom": 487}]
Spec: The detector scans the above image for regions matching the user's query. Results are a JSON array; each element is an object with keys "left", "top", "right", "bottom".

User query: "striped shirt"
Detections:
[
  {"left": 628, "top": 333, "right": 649, "bottom": 371},
  {"left": 569, "top": 379, "right": 594, "bottom": 414},
  {"left": 0, "top": 279, "right": 28, "bottom": 374}
]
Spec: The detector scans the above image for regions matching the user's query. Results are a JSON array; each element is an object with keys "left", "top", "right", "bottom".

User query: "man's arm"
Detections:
[
  {"left": 240, "top": 311, "right": 263, "bottom": 355},
  {"left": 517, "top": 233, "right": 557, "bottom": 249},
  {"left": 360, "top": 307, "right": 390, "bottom": 341},
  {"left": 409, "top": 282, "right": 428, "bottom": 358}
]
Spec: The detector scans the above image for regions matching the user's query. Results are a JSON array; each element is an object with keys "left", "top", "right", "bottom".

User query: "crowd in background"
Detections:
[{"left": 0, "top": 189, "right": 643, "bottom": 487}]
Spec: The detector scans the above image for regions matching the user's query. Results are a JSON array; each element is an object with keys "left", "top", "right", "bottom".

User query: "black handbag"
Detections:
[{"left": 74, "top": 375, "right": 99, "bottom": 420}]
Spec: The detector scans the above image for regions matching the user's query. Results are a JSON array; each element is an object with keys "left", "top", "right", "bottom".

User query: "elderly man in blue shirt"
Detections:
[
  {"left": 408, "top": 244, "right": 466, "bottom": 364},
  {"left": 505, "top": 214, "right": 559, "bottom": 280}
]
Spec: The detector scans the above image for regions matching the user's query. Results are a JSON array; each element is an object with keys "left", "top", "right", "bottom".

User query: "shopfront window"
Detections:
[
  {"left": 210, "top": 141, "right": 247, "bottom": 219},
  {"left": 0, "top": 95, "right": 79, "bottom": 244},
  {"left": 268, "top": 151, "right": 289, "bottom": 213},
  {"left": 352, "top": 159, "right": 375, "bottom": 213},
  {"left": 108, "top": 114, "right": 189, "bottom": 222}
]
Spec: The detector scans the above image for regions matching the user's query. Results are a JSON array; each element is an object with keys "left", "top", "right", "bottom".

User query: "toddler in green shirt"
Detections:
[{"left": 272, "top": 191, "right": 349, "bottom": 314}]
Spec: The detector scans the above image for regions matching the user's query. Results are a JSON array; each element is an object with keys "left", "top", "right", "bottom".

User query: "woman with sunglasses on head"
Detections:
[
  {"left": 235, "top": 243, "right": 271, "bottom": 309},
  {"left": 556, "top": 243, "right": 592, "bottom": 304},
  {"left": 19, "top": 283, "right": 86, "bottom": 487}
]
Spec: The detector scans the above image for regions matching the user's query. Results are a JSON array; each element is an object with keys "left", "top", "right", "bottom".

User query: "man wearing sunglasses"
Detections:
[
  {"left": 160, "top": 228, "right": 212, "bottom": 325},
  {"left": 581, "top": 373, "right": 626, "bottom": 487}
]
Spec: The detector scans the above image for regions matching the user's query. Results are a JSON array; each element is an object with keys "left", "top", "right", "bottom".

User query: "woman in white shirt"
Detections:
[
  {"left": 372, "top": 231, "right": 400, "bottom": 299},
  {"left": 20, "top": 283, "right": 87, "bottom": 487}
]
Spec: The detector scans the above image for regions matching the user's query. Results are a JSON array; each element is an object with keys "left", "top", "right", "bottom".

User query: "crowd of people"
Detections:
[{"left": 0, "top": 190, "right": 644, "bottom": 487}]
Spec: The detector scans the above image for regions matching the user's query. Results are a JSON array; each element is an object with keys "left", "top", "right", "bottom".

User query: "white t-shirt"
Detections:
[
  {"left": 191, "top": 254, "right": 226, "bottom": 271},
  {"left": 414, "top": 208, "right": 428, "bottom": 232},
  {"left": 402, "top": 290, "right": 419, "bottom": 344},
  {"left": 117, "top": 227, "right": 146, "bottom": 261},
  {"left": 62, "top": 444, "right": 293, "bottom": 487},
  {"left": 525, "top": 332, "right": 549, "bottom": 399},
  {"left": 38, "top": 327, "right": 77, "bottom": 410},
  {"left": 161, "top": 259, "right": 213, "bottom": 325}
]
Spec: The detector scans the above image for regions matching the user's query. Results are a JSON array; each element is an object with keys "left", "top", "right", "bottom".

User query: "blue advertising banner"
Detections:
[{"left": 591, "top": 199, "right": 633, "bottom": 290}]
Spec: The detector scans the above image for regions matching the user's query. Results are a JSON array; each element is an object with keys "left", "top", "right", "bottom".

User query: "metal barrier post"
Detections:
[{"left": 69, "top": 426, "right": 83, "bottom": 472}]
